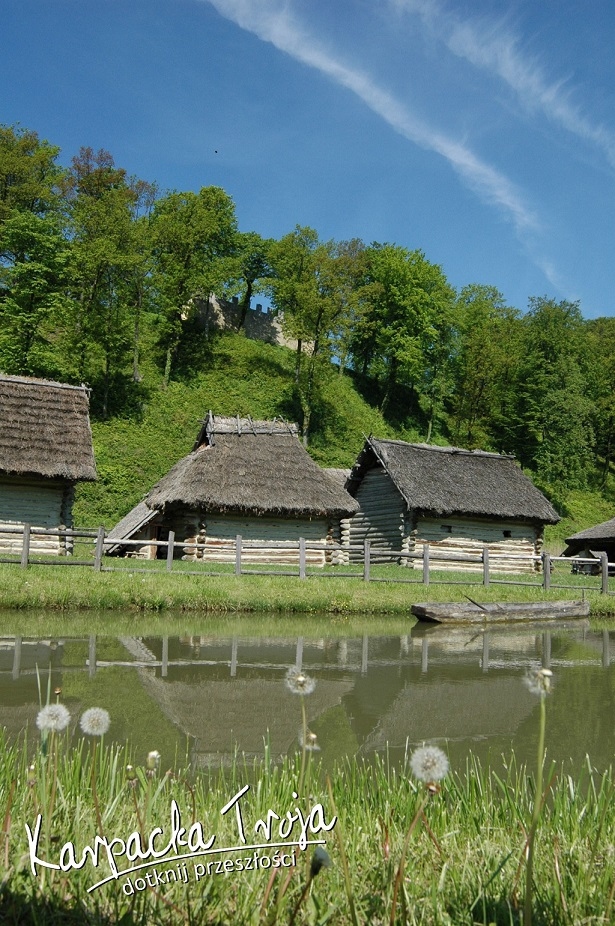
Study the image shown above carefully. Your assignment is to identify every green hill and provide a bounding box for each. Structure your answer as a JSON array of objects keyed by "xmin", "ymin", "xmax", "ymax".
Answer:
[
  {"xmin": 74, "ymin": 331, "xmax": 396, "ymax": 528},
  {"xmin": 74, "ymin": 329, "xmax": 615, "ymax": 555}
]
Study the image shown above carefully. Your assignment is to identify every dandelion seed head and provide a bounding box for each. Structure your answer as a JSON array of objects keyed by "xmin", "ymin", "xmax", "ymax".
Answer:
[
  {"xmin": 410, "ymin": 745, "xmax": 449, "ymax": 784},
  {"xmin": 285, "ymin": 667, "xmax": 316, "ymax": 696},
  {"xmin": 80, "ymin": 707, "xmax": 111, "ymax": 737},
  {"xmin": 36, "ymin": 703, "xmax": 70, "ymax": 733},
  {"xmin": 524, "ymin": 666, "xmax": 553, "ymax": 696},
  {"xmin": 146, "ymin": 750, "xmax": 161, "ymax": 776},
  {"xmin": 299, "ymin": 728, "xmax": 321, "ymax": 752}
]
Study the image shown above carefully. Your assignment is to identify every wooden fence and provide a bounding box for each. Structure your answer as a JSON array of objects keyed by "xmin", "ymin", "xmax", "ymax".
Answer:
[{"xmin": 0, "ymin": 523, "xmax": 612, "ymax": 593}]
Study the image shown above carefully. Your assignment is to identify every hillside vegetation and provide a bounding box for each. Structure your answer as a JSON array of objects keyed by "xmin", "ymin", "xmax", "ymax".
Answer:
[
  {"xmin": 74, "ymin": 328, "xmax": 615, "ymax": 556},
  {"xmin": 74, "ymin": 331, "xmax": 396, "ymax": 528},
  {"xmin": 4, "ymin": 122, "xmax": 615, "ymax": 547}
]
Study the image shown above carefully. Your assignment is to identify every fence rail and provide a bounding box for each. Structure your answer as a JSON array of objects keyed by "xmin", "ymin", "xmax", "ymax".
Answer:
[{"xmin": 0, "ymin": 523, "xmax": 612, "ymax": 593}]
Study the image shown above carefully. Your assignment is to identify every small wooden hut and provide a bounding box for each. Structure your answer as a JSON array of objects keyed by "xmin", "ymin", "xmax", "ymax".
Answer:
[
  {"xmin": 345, "ymin": 439, "xmax": 559, "ymax": 572},
  {"xmin": 110, "ymin": 413, "xmax": 358, "ymax": 565},
  {"xmin": 562, "ymin": 517, "xmax": 615, "ymax": 566},
  {"xmin": 0, "ymin": 374, "xmax": 97, "ymax": 555}
]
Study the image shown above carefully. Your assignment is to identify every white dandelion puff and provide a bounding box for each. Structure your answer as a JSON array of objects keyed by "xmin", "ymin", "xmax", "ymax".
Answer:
[
  {"xmin": 285, "ymin": 667, "xmax": 316, "ymax": 696},
  {"xmin": 80, "ymin": 707, "xmax": 110, "ymax": 737},
  {"xmin": 298, "ymin": 727, "xmax": 321, "ymax": 752},
  {"xmin": 410, "ymin": 745, "xmax": 449, "ymax": 784},
  {"xmin": 146, "ymin": 750, "xmax": 161, "ymax": 777},
  {"xmin": 36, "ymin": 703, "xmax": 70, "ymax": 733},
  {"xmin": 524, "ymin": 666, "xmax": 553, "ymax": 696}
]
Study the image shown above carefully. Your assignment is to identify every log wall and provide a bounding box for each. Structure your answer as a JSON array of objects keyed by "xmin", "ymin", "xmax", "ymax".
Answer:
[
  {"xmin": 173, "ymin": 511, "xmax": 335, "ymax": 566},
  {"xmin": 347, "ymin": 467, "xmax": 406, "ymax": 562},
  {"xmin": 413, "ymin": 516, "xmax": 540, "ymax": 573},
  {"xmin": 345, "ymin": 465, "xmax": 543, "ymax": 573},
  {"xmin": 0, "ymin": 477, "xmax": 73, "ymax": 556}
]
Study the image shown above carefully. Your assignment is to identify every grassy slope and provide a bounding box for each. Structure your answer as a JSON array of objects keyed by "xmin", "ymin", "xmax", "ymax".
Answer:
[
  {"xmin": 74, "ymin": 329, "xmax": 615, "ymax": 551},
  {"xmin": 74, "ymin": 332, "xmax": 393, "ymax": 528}
]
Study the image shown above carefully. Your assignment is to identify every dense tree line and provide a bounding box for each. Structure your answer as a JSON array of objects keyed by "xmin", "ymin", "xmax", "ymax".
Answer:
[{"xmin": 1, "ymin": 124, "xmax": 612, "ymax": 493}]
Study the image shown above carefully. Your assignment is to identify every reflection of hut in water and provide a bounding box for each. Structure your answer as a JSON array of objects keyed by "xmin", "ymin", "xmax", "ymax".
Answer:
[
  {"xmin": 361, "ymin": 677, "xmax": 536, "ymax": 753},
  {"xmin": 137, "ymin": 671, "xmax": 354, "ymax": 768}
]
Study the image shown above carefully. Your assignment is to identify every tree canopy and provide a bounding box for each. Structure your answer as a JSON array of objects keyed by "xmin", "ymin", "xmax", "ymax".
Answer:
[{"xmin": 0, "ymin": 121, "xmax": 611, "ymax": 494}]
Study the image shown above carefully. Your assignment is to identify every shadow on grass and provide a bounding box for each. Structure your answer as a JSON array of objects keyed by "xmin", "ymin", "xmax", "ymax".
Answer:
[{"xmin": 0, "ymin": 885, "xmax": 228, "ymax": 926}]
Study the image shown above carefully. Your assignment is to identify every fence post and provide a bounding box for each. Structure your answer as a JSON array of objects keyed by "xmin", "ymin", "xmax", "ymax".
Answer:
[
  {"xmin": 166, "ymin": 530, "xmax": 175, "ymax": 572},
  {"xmin": 363, "ymin": 540, "xmax": 371, "ymax": 582},
  {"xmin": 483, "ymin": 546, "xmax": 490, "ymax": 587},
  {"xmin": 94, "ymin": 526, "xmax": 106, "ymax": 571},
  {"xmin": 299, "ymin": 537, "xmax": 306, "ymax": 579},
  {"xmin": 542, "ymin": 552, "xmax": 551, "ymax": 590},
  {"xmin": 600, "ymin": 552, "xmax": 609, "ymax": 594},
  {"xmin": 235, "ymin": 534, "xmax": 242, "ymax": 576},
  {"xmin": 423, "ymin": 543, "xmax": 430, "ymax": 586},
  {"xmin": 20, "ymin": 523, "xmax": 30, "ymax": 569}
]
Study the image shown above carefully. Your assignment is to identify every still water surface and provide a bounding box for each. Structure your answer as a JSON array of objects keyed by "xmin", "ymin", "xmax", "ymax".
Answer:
[{"xmin": 2, "ymin": 620, "xmax": 614, "ymax": 774}]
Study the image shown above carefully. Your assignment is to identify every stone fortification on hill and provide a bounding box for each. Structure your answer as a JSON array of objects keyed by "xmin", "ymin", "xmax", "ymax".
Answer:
[{"xmin": 195, "ymin": 295, "xmax": 301, "ymax": 351}]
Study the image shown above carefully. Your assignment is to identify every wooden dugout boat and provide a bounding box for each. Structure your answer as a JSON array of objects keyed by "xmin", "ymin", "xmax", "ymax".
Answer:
[{"xmin": 411, "ymin": 599, "xmax": 590, "ymax": 624}]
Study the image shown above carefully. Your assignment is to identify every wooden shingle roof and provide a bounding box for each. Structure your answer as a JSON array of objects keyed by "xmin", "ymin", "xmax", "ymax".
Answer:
[
  {"xmin": 0, "ymin": 374, "xmax": 97, "ymax": 481},
  {"xmin": 348, "ymin": 438, "xmax": 559, "ymax": 524}
]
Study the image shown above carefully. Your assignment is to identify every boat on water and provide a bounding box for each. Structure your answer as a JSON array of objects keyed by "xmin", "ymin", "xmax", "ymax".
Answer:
[{"xmin": 411, "ymin": 599, "xmax": 590, "ymax": 624}]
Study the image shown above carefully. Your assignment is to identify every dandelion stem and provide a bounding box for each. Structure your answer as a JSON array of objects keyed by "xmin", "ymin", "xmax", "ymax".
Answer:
[
  {"xmin": 390, "ymin": 792, "xmax": 430, "ymax": 926},
  {"xmin": 297, "ymin": 697, "xmax": 308, "ymax": 797},
  {"xmin": 524, "ymin": 691, "xmax": 547, "ymax": 926},
  {"xmin": 91, "ymin": 740, "xmax": 104, "ymax": 837}
]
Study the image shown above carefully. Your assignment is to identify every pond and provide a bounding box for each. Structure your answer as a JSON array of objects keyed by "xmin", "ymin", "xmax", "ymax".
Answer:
[{"xmin": 2, "ymin": 618, "xmax": 614, "ymax": 775}]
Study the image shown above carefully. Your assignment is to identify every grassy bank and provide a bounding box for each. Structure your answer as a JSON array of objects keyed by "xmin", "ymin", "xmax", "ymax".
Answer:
[
  {"xmin": 2, "ymin": 725, "xmax": 614, "ymax": 925},
  {"xmin": 1, "ymin": 561, "xmax": 615, "ymax": 616}
]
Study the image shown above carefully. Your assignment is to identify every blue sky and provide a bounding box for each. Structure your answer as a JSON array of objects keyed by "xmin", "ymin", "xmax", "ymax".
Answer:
[{"xmin": 3, "ymin": 0, "xmax": 615, "ymax": 317}]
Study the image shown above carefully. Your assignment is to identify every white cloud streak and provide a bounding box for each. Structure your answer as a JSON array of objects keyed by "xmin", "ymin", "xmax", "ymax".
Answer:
[
  {"xmin": 393, "ymin": 0, "xmax": 615, "ymax": 169},
  {"xmin": 204, "ymin": 0, "xmax": 537, "ymax": 233}
]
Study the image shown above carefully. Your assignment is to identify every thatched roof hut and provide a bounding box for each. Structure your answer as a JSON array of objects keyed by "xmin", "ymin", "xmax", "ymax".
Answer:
[
  {"xmin": 562, "ymin": 516, "xmax": 615, "ymax": 561},
  {"xmin": 346, "ymin": 439, "xmax": 558, "ymax": 572},
  {"xmin": 146, "ymin": 413, "xmax": 357, "ymax": 518},
  {"xmin": 110, "ymin": 413, "xmax": 357, "ymax": 564},
  {"xmin": 348, "ymin": 439, "xmax": 559, "ymax": 523},
  {"xmin": 0, "ymin": 374, "xmax": 97, "ymax": 482},
  {"xmin": 0, "ymin": 375, "xmax": 96, "ymax": 554}
]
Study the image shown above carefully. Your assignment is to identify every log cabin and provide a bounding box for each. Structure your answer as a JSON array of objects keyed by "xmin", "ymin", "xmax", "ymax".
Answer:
[
  {"xmin": 0, "ymin": 374, "xmax": 97, "ymax": 555},
  {"xmin": 109, "ymin": 412, "xmax": 358, "ymax": 565},
  {"xmin": 344, "ymin": 438, "xmax": 559, "ymax": 573},
  {"xmin": 562, "ymin": 517, "xmax": 615, "ymax": 569}
]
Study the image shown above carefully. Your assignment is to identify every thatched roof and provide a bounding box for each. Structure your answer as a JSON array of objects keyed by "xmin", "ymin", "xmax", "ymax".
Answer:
[
  {"xmin": 0, "ymin": 374, "xmax": 96, "ymax": 481},
  {"xmin": 565, "ymin": 517, "xmax": 615, "ymax": 544},
  {"xmin": 323, "ymin": 468, "xmax": 351, "ymax": 491},
  {"xmin": 348, "ymin": 438, "xmax": 559, "ymax": 524},
  {"xmin": 146, "ymin": 413, "xmax": 359, "ymax": 518}
]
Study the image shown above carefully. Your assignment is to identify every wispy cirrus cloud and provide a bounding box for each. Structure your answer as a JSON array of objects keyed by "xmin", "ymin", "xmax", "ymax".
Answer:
[
  {"xmin": 204, "ymin": 0, "xmax": 538, "ymax": 234},
  {"xmin": 392, "ymin": 0, "xmax": 615, "ymax": 169}
]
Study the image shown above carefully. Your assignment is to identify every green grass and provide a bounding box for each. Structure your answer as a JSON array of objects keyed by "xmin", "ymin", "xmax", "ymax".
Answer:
[
  {"xmin": 2, "ymin": 560, "xmax": 615, "ymax": 616},
  {"xmin": 2, "ymin": 725, "xmax": 615, "ymax": 925},
  {"xmin": 73, "ymin": 332, "xmax": 394, "ymax": 529}
]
